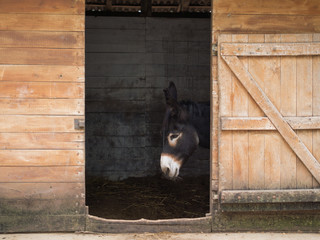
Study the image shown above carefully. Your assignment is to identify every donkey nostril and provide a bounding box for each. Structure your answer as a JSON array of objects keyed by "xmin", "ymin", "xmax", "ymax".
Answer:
[{"xmin": 165, "ymin": 167, "xmax": 170, "ymax": 176}]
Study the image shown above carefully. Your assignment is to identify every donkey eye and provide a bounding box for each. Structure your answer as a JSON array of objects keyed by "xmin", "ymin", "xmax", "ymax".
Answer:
[{"xmin": 170, "ymin": 134, "xmax": 180, "ymax": 141}]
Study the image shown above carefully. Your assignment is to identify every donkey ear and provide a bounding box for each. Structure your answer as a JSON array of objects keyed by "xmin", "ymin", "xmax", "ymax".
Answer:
[{"xmin": 163, "ymin": 81, "xmax": 177, "ymax": 103}]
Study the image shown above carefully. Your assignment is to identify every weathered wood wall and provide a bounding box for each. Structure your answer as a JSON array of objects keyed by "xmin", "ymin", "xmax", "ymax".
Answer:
[
  {"xmin": 213, "ymin": 0, "xmax": 320, "ymax": 34},
  {"xmin": 0, "ymin": 0, "xmax": 86, "ymax": 232},
  {"xmin": 86, "ymin": 17, "xmax": 210, "ymax": 180}
]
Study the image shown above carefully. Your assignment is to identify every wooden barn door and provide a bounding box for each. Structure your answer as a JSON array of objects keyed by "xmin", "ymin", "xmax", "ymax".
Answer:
[{"xmin": 218, "ymin": 34, "xmax": 320, "ymax": 211}]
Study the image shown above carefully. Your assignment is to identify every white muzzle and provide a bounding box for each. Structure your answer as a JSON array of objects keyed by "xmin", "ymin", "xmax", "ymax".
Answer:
[{"xmin": 160, "ymin": 154, "xmax": 181, "ymax": 179}]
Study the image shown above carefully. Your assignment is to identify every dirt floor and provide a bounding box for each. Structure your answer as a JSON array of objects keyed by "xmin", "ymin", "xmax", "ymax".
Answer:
[
  {"xmin": 86, "ymin": 175, "xmax": 209, "ymax": 220},
  {"xmin": 2, "ymin": 233, "xmax": 320, "ymax": 240}
]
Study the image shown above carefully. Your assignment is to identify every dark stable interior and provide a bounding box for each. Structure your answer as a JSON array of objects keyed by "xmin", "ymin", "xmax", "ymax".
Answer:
[{"xmin": 85, "ymin": 10, "xmax": 210, "ymax": 220}]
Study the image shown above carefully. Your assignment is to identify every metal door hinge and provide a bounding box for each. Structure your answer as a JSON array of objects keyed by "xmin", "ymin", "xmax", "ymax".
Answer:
[
  {"xmin": 74, "ymin": 119, "xmax": 85, "ymax": 130},
  {"xmin": 212, "ymin": 44, "xmax": 218, "ymax": 56}
]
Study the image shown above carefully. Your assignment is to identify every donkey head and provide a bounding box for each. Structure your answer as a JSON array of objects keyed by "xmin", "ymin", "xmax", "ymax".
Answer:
[{"xmin": 160, "ymin": 82, "xmax": 199, "ymax": 180}]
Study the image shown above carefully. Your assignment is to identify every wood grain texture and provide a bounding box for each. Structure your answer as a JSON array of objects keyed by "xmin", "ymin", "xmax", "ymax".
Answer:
[
  {"xmin": 0, "ymin": 14, "xmax": 84, "ymax": 31},
  {"xmin": 313, "ymin": 33, "xmax": 320, "ymax": 188},
  {"xmin": 0, "ymin": 133, "xmax": 84, "ymax": 150},
  {"xmin": 222, "ymin": 55, "xmax": 320, "ymax": 185},
  {"xmin": 221, "ymin": 42, "xmax": 320, "ymax": 56},
  {"xmin": 0, "ymin": 182, "xmax": 84, "ymax": 199},
  {"xmin": 0, "ymin": 116, "xmax": 84, "ymax": 132},
  {"xmin": 296, "ymin": 35, "xmax": 313, "ymax": 189},
  {"xmin": 0, "ymin": 65, "xmax": 84, "ymax": 82},
  {"xmin": 221, "ymin": 189, "xmax": 320, "ymax": 204},
  {"xmin": 0, "ymin": 99, "xmax": 84, "ymax": 115},
  {"xmin": 279, "ymin": 35, "xmax": 298, "ymax": 189},
  {"xmin": 0, "ymin": 48, "xmax": 84, "ymax": 66},
  {"xmin": 213, "ymin": 0, "xmax": 320, "ymax": 15},
  {"xmin": 0, "ymin": 150, "xmax": 84, "ymax": 166},
  {"xmin": 0, "ymin": 166, "xmax": 84, "ymax": 183},
  {"xmin": 0, "ymin": 0, "xmax": 85, "ymax": 14},
  {"xmin": 0, "ymin": 82, "xmax": 84, "ymax": 99},
  {"xmin": 213, "ymin": 14, "xmax": 320, "ymax": 34},
  {"xmin": 218, "ymin": 34, "xmax": 233, "ymax": 190},
  {"xmin": 0, "ymin": 31, "xmax": 84, "ymax": 48},
  {"xmin": 231, "ymin": 35, "xmax": 249, "ymax": 190},
  {"xmin": 221, "ymin": 117, "xmax": 320, "ymax": 130}
]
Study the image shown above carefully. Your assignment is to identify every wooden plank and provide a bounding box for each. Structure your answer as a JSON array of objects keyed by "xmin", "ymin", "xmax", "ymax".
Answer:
[
  {"xmin": 0, "ymin": 31, "xmax": 84, "ymax": 48},
  {"xmin": 0, "ymin": 82, "xmax": 83, "ymax": 99},
  {"xmin": 0, "ymin": 133, "xmax": 84, "ymax": 150},
  {"xmin": 0, "ymin": 48, "xmax": 84, "ymax": 66},
  {"xmin": 0, "ymin": 150, "xmax": 84, "ymax": 166},
  {"xmin": 264, "ymin": 34, "xmax": 281, "ymax": 190},
  {"xmin": 313, "ymin": 33, "xmax": 320, "ymax": 188},
  {"xmin": 232, "ymin": 35, "xmax": 249, "ymax": 190},
  {"xmin": 221, "ymin": 43, "xmax": 320, "ymax": 56},
  {"xmin": 222, "ymin": 55, "xmax": 320, "ymax": 185},
  {"xmin": 0, "ymin": 116, "xmax": 84, "ymax": 133},
  {"xmin": 0, "ymin": 0, "xmax": 85, "ymax": 14},
  {"xmin": 86, "ymin": 215, "xmax": 212, "ymax": 233},
  {"xmin": 0, "ymin": 14, "xmax": 84, "ymax": 31},
  {"xmin": 0, "ymin": 99, "xmax": 83, "ymax": 115},
  {"xmin": 0, "ymin": 198, "xmax": 85, "ymax": 215},
  {"xmin": 247, "ymin": 34, "xmax": 265, "ymax": 190},
  {"xmin": 280, "ymin": 34, "xmax": 297, "ymax": 189},
  {"xmin": 221, "ymin": 189, "xmax": 320, "ymax": 204},
  {"xmin": 213, "ymin": 14, "xmax": 320, "ymax": 34},
  {"xmin": 213, "ymin": 0, "xmax": 320, "ymax": 15},
  {"xmin": 0, "ymin": 166, "xmax": 84, "ymax": 183},
  {"xmin": 0, "ymin": 215, "xmax": 86, "ymax": 233},
  {"xmin": 0, "ymin": 65, "xmax": 84, "ymax": 82},
  {"xmin": 218, "ymin": 34, "xmax": 233, "ymax": 191},
  {"xmin": 221, "ymin": 117, "xmax": 320, "ymax": 130},
  {"xmin": 0, "ymin": 182, "xmax": 84, "ymax": 199},
  {"xmin": 296, "ymin": 34, "xmax": 313, "ymax": 189}
]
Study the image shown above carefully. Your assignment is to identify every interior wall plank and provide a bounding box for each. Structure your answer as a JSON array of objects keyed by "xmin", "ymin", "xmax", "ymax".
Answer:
[
  {"xmin": 232, "ymin": 34, "xmax": 249, "ymax": 190},
  {"xmin": 0, "ymin": 150, "xmax": 84, "ymax": 166},
  {"xmin": 0, "ymin": 166, "xmax": 84, "ymax": 183},
  {"xmin": 313, "ymin": 33, "xmax": 320, "ymax": 188},
  {"xmin": 296, "ymin": 34, "xmax": 313, "ymax": 189},
  {"xmin": 0, "ymin": 82, "xmax": 84, "ymax": 99},
  {"xmin": 0, "ymin": 14, "xmax": 84, "ymax": 31},
  {"xmin": 280, "ymin": 34, "xmax": 297, "ymax": 189},
  {"xmin": 0, "ymin": 0, "xmax": 85, "ymax": 15},
  {"xmin": 247, "ymin": 34, "xmax": 265, "ymax": 190},
  {"xmin": 0, "ymin": 116, "xmax": 84, "ymax": 133},
  {"xmin": 0, "ymin": 65, "xmax": 84, "ymax": 82},
  {"xmin": 0, "ymin": 48, "xmax": 84, "ymax": 66},
  {"xmin": 213, "ymin": 0, "xmax": 320, "ymax": 15},
  {"xmin": 218, "ymin": 34, "xmax": 233, "ymax": 190},
  {"xmin": 0, "ymin": 133, "xmax": 84, "ymax": 150},
  {"xmin": 0, "ymin": 182, "xmax": 84, "ymax": 199},
  {"xmin": 0, "ymin": 31, "xmax": 84, "ymax": 49}
]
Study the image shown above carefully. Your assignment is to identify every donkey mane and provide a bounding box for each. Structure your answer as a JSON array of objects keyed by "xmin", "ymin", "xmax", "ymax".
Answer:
[{"xmin": 179, "ymin": 100, "xmax": 210, "ymax": 119}]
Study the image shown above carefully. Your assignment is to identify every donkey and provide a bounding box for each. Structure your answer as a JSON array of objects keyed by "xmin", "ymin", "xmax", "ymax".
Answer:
[{"xmin": 160, "ymin": 81, "xmax": 210, "ymax": 180}]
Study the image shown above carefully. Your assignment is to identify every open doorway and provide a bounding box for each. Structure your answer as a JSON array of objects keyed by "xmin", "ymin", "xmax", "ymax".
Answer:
[{"xmin": 85, "ymin": 2, "xmax": 211, "ymax": 220}]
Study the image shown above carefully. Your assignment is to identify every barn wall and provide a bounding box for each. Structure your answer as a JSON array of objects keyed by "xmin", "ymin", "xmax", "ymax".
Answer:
[
  {"xmin": 212, "ymin": 0, "xmax": 320, "ymax": 34},
  {"xmin": 86, "ymin": 16, "xmax": 210, "ymax": 180},
  {"xmin": 0, "ymin": 0, "xmax": 86, "ymax": 232}
]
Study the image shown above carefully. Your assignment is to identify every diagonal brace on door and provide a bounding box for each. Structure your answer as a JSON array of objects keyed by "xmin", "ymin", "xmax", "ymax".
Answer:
[{"xmin": 221, "ymin": 55, "xmax": 320, "ymax": 184}]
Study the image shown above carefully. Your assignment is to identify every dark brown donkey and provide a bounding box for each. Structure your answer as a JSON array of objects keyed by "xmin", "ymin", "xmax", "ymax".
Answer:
[{"xmin": 160, "ymin": 82, "xmax": 210, "ymax": 180}]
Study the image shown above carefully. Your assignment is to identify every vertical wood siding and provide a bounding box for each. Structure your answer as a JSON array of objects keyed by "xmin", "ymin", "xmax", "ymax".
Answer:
[{"xmin": 0, "ymin": 0, "xmax": 85, "ymax": 228}]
